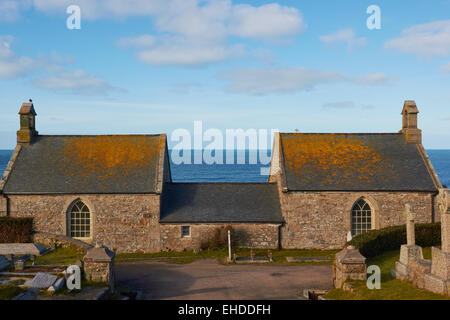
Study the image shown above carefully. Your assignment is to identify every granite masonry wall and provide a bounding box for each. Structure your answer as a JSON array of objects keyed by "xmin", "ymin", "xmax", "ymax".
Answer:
[
  {"xmin": 278, "ymin": 189, "xmax": 435, "ymax": 249},
  {"xmin": 7, "ymin": 194, "xmax": 161, "ymax": 253},
  {"xmin": 160, "ymin": 223, "xmax": 280, "ymax": 251}
]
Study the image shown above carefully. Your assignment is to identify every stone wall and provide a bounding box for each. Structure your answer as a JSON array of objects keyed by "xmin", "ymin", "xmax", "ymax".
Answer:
[
  {"xmin": 0, "ymin": 196, "xmax": 6, "ymax": 217},
  {"xmin": 409, "ymin": 259, "xmax": 432, "ymax": 289},
  {"xmin": 271, "ymin": 173, "xmax": 435, "ymax": 249},
  {"xmin": 7, "ymin": 194, "xmax": 161, "ymax": 253},
  {"xmin": 160, "ymin": 223, "xmax": 280, "ymax": 252}
]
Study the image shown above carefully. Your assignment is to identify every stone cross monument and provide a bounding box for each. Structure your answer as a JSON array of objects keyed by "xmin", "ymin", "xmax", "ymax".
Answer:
[
  {"xmin": 437, "ymin": 189, "xmax": 449, "ymax": 253},
  {"xmin": 404, "ymin": 204, "xmax": 416, "ymax": 246},
  {"xmin": 394, "ymin": 204, "xmax": 424, "ymax": 280}
]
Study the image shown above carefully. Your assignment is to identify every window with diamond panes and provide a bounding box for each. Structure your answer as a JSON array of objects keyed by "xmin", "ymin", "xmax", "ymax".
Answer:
[
  {"xmin": 69, "ymin": 200, "xmax": 91, "ymax": 238},
  {"xmin": 351, "ymin": 199, "xmax": 372, "ymax": 236}
]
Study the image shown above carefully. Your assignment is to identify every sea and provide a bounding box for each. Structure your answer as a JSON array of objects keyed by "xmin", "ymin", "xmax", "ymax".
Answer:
[{"xmin": 0, "ymin": 149, "xmax": 449, "ymax": 186}]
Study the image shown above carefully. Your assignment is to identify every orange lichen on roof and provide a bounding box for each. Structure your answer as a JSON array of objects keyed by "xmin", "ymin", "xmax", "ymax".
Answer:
[
  {"xmin": 60, "ymin": 135, "xmax": 160, "ymax": 178},
  {"xmin": 282, "ymin": 134, "xmax": 383, "ymax": 184}
]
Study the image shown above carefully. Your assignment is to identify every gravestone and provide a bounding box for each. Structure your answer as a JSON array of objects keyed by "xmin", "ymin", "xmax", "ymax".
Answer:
[
  {"xmin": 0, "ymin": 243, "xmax": 48, "ymax": 256},
  {"xmin": 29, "ymin": 272, "xmax": 57, "ymax": 289},
  {"xmin": 48, "ymin": 278, "xmax": 66, "ymax": 293},
  {"xmin": 84, "ymin": 244, "xmax": 115, "ymax": 291},
  {"xmin": 333, "ymin": 245, "xmax": 366, "ymax": 289},
  {"xmin": 394, "ymin": 204, "xmax": 423, "ymax": 280},
  {"xmin": 424, "ymin": 189, "xmax": 450, "ymax": 295}
]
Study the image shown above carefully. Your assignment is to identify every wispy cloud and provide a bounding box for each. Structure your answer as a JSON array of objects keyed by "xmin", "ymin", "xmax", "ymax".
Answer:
[
  {"xmin": 32, "ymin": 70, "xmax": 119, "ymax": 95},
  {"xmin": 441, "ymin": 62, "xmax": 450, "ymax": 72},
  {"xmin": 0, "ymin": 35, "xmax": 36, "ymax": 78},
  {"xmin": 319, "ymin": 28, "xmax": 367, "ymax": 50},
  {"xmin": 217, "ymin": 67, "xmax": 394, "ymax": 95},
  {"xmin": 385, "ymin": 20, "xmax": 450, "ymax": 58},
  {"xmin": 0, "ymin": 0, "xmax": 31, "ymax": 22},
  {"xmin": 322, "ymin": 101, "xmax": 376, "ymax": 110},
  {"xmin": 0, "ymin": 34, "xmax": 118, "ymax": 95}
]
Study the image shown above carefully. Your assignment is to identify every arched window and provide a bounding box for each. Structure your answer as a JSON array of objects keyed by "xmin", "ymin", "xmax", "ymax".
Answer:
[
  {"xmin": 351, "ymin": 199, "xmax": 372, "ymax": 236},
  {"xmin": 68, "ymin": 200, "xmax": 91, "ymax": 238}
]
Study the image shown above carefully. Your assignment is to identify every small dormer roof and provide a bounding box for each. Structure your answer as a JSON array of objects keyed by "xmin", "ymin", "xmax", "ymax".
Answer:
[
  {"xmin": 401, "ymin": 100, "xmax": 418, "ymax": 114},
  {"xmin": 18, "ymin": 103, "xmax": 37, "ymax": 116}
]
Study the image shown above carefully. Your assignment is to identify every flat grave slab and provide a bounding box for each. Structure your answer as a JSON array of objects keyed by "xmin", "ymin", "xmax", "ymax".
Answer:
[
  {"xmin": 286, "ymin": 256, "xmax": 330, "ymax": 263},
  {"xmin": 0, "ymin": 243, "xmax": 48, "ymax": 256},
  {"xmin": 235, "ymin": 257, "xmax": 270, "ymax": 264},
  {"xmin": 29, "ymin": 272, "xmax": 57, "ymax": 289}
]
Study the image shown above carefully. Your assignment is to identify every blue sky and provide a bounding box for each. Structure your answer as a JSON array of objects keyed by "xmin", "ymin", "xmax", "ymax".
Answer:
[{"xmin": 0, "ymin": 0, "xmax": 449, "ymax": 149}]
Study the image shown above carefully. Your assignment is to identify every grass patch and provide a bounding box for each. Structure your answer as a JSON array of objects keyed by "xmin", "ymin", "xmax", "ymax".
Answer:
[
  {"xmin": 325, "ymin": 247, "xmax": 449, "ymax": 300},
  {"xmin": 0, "ymin": 279, "xmax": 26, "ymax": 300},
  {"xmin": 34, "ymin": 245, "xmax": 84, "ymax": 266},
  {"xmin": 116, "ymin": 248, "xmax": 338, "ymax": 265}
]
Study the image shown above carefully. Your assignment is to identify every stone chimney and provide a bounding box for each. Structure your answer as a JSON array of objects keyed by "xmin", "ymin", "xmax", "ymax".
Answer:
[
  {"xmin": 399, "ymin": 100, "xmax": 422, "ymax": 144},
  {"xmin": 17, "ymin": 101, "xmax": 38, "ymax": 144}
]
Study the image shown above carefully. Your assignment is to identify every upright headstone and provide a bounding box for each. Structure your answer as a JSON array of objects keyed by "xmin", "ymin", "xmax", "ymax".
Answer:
[{"xmin": 424, "ymin": 189, "xmax": 450, "ymax": 296}]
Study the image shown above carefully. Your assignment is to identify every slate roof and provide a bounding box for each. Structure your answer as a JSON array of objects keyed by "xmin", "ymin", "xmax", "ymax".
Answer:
[
  {"xmin": 3, "ymin": 135, "xmax": 164, "ymax": 194},
  {"xmin": 280, "ymin": 133, "xmax": 438, "ymax": 192},
  {"xmin": 160, "ymin": 183, "xmax": 283, "ymax": 223}
]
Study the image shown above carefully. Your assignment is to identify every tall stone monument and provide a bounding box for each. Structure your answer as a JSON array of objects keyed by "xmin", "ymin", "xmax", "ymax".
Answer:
[
  {"xmin": 424, "ymin": 189, "xmax": 450, "ymax": 295},
  {"xmin": 394, "ymin": 204, "xmax": 423, "ymax": 280}
]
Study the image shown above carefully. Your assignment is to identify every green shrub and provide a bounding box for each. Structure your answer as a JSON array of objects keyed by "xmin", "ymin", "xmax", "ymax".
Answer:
[
  {"xmin": 0, "ymin": 217, "xmax": 33, "ymax": 243},
  {"xmin": 348, "ymin": 223, "xmax": 441, "ymax": 258}
]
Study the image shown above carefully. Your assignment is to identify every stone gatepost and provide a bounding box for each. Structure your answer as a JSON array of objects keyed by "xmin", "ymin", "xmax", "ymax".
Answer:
[
  {"xmin": 424, "ymin": 189, "xmax": 450, "ymax": 296},
  {"xmin": 83, "ymin": 244, "xmax": 115, "ymax": 291},
  {"xmin": 394, "ymin": 204, "xmax": 423, "ymax": 280},
  {"xmin": 333, "ymin": 246, "xmax": 367, "ymax": 289}
]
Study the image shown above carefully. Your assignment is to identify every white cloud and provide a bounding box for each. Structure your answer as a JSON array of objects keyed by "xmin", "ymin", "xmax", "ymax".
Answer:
[
  {"xmin": 28, "ymin": 0, "xmax": 306, "ymax": 66},
  {"xmin": 347, "ymin": 73, "xmax": 393, "ymax": 86},
  {"xmin": 0, "ymin": 35, "xmax": 116, "ymax": 95},
  {"xmin": 319, "ymin": 28, "xmax": 367, "ymax": 50},
  {"xmin": 0, "ymin": 0, "xmax": 31, "ymax": 22},
  {"xmin": 217, "ymin": 67, "xmax": 393, "ymax": 95},
  {"xmin": 442, "ymin": 62, "xmax": 450, "ymax": 72},
  {"xmin": 32, "ymin": 70, "xmax": 116, "ymax": 95},
  {"xmin": 32, "ymin": 0, "xmax": 165, "ymax": 20},
  {"xmin": 0, "ymin": 35, "xmax": 36, "ymax": 78},
  {"xmin": 385, "ymin": 20, "xmax": 450, "ymax": 57},
  {"xmin": 137, "ymin": 43, "xmax": 244, "ymax": 66},
  {"xmin": 229, "ymin": 3, "xmax": 304, "ymax": 40}
]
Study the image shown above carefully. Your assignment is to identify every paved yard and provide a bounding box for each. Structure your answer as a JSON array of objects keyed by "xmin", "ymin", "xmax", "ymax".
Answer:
[{"xmin": 116, "ymin": 259, "xmax": 333, "ymax": 300}]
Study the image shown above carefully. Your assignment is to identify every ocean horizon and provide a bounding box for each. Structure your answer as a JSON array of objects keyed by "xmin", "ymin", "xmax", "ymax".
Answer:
[{"xmin": 1, "ymin": 149, "xmax": 449, "ymax": 186}]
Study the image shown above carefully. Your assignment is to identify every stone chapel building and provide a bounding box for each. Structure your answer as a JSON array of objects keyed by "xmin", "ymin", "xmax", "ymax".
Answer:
[{"xmin": 0, "ymin": 100, "xmax": 443, "ymax": 253}]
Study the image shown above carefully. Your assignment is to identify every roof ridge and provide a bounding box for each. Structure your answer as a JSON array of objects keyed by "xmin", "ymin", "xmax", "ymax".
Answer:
[
  {"xmin": 37, "ymin": 134, "xmax": 163, "ymax": 137},
  {"xmin": 280, "ymin": 133, "xmax": 401, "ymax": 135}
]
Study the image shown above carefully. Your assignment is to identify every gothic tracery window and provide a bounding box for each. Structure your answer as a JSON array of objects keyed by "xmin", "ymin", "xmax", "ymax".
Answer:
[
  {"xmin": 351, "ymin": 199, "xmax": 372, "ymax": 236},
  {"xmin": 69, "ymin": 200, "xmax": 91, "ymax": 238}
]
